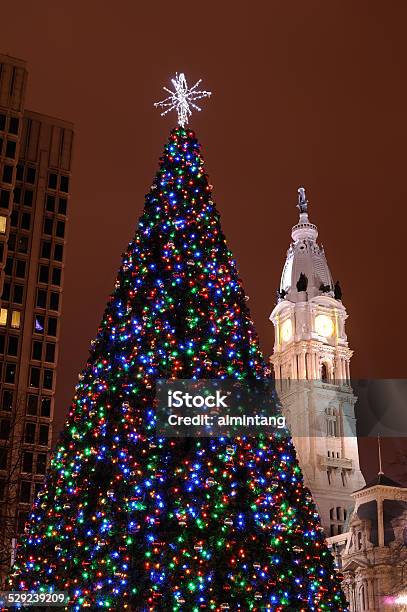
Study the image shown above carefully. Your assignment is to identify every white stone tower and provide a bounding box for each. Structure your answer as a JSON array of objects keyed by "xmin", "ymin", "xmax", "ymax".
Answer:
[{"xmin": 269, "ymin": 187, "xmax": 365, "ymax": 535}]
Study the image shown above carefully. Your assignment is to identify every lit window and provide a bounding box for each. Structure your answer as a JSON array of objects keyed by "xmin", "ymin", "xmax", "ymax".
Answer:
[
  {"xmin": 11, "ymin": 311, "xmax": 20, "ymax": 329},
  {"xmin": 0, "ymin": 309, "xmax": 7, "ymax": 326},
  {"xmin": 0, "ymin": 216, "xmax": 6, "ymax": 233}
]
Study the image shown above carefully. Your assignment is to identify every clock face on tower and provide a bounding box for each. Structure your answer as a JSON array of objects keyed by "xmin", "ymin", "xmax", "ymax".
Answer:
[
  {"xmin": 281, "ymin": 318, "xmax": 293, "ymax": 342},
  {"xmin": 315, "ymin": 314, "xmax": 334, "ymax": 338}
]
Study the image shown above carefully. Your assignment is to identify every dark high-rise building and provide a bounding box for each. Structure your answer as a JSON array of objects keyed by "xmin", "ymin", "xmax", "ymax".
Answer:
[{"xmin": 0, "ymin": 53, "xmax": 74, "ymax": 582}]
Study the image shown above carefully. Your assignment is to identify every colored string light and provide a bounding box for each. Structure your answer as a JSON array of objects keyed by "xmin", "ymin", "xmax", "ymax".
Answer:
[{"xmin": 9, "ymin": 127, "xmax": 348, "ymax": 611}]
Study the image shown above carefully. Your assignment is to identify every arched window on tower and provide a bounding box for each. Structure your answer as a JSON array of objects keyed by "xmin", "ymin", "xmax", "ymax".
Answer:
[
  {"xmin": 329, "ymin": 506, "xmax": 347, "ymax": 536},
  {"xmin": 326, "ymin": 407, "xmax": 339, "ymax": 437},
  {"xmin": 359, "ymin": 584, "xmax": 367, "ymax": 610},
  {"xmin": 321, "ymin": 362, "xmax": 328, "ymax": 382}
]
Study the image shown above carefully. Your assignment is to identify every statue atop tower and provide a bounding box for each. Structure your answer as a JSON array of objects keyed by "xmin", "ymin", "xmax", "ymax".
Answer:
[{"xmin": 297, "ymin": 186, "xmax": 309, "ymax": 214}]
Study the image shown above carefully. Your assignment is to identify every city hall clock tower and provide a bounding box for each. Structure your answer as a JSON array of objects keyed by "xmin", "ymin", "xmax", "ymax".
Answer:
[{"xmin": 269, "ymin": 188, "xmax": 365, "ymax": 536}]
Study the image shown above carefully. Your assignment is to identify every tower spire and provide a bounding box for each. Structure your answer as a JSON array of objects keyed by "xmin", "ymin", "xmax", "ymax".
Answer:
[{"xmin": 378, "ymin": 434, "xmax": 384, "ymax": 476}]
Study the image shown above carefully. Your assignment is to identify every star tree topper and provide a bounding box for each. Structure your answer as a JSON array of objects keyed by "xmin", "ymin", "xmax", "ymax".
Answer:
[{"xmin": 154, "ymin": 73, "xmax": 211, "ymax": 127}]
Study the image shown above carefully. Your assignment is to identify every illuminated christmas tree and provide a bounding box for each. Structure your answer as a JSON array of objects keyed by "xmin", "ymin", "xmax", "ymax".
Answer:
[{"xmin": 10, "ymin": 75, "xmax": 348, "ymax": 611}]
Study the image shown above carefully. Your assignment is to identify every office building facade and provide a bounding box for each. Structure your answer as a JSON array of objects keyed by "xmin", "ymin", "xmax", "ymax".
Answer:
[{"xmin": 0, "ymin": 53, "xmax": 74, "ymax": 581}]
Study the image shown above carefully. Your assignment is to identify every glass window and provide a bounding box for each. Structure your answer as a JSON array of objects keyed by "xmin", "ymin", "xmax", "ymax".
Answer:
[
  {"xmin": 0, "ymin": 114, "xmax": 6, "ymax": 131},
  {"xmin": 11, "ymin": 311, "xmax": 21, "ymax": 329},
  {"xmin": 43, "ymin": 369, "xmax": 53, "ymax": 390},
  {"xmin": 39, "ymin": 265, "xmax": 49, "ymax": 283},
  {"xmin": 34, "ymin": 315, "xmax": 45, "ymax": 333},
  {"xmin": 36, "ymin": 289, "xmax": 47, "ymax": 309},
  {"xmin": 45, "ymin": 343, "xmax": 55, "ymax": 363},
  {"xmin": 16, "ymin": 164, "xmax": 24, "ymax": 181},
  {"xmin": 2, "ymin": 164, "xmax": 13, "ymax": 183},
  {"xmin": 15, "ymin": 260, "xmax": 26, "ymax": 278},
  {"xmin": 22, "ymin": 451, "xmax": 33, "ymax": 473},
  {"xmin": 10, "ymin": 211, "xmax": 18, "ymax": 228},
  {"xmin": 27, "ymin": 395, "xmax": 38, "ymax": 415},
  {"xmin": 54, "ymin": 243, "xmax": 63, "ymax": 262},
  {"xmin": 0, "ymin": 448, "xmax": 7, "ymax": 470},
  {"xmin": 36, "ymin": 453, "xmax": 47, "ymax": 474},
  {"xmin": 7, "ymin": 336, "xmax": 18, "ymax": 356},
  {"xmin": 60, "ymin": 176, "xmax": 69, "ymax": 193},
  {"xmin": 29, "ymin": 367, "xmax": 40, "ymax": 388},
  {"xmin": 52, "ymin": 268, "xmax": 61, "ymax": 286},
  {"xmin": 4, "ymin": 235, "xmax": 12, "ymax": 254},
  {"xmin": 1, "ymin": 389, "xmax": 13, "ymax": 412},
  {"xmin": 20, "ymin": 481, "xmax": 31, "ymax": 503},
  {"xmin": 0, "ymin": 478, "xmax": 5, "ymax": 501},
  {"xmin": 49, "ymin": 292, "xmax": 59, "ymax": 311},
  {"xmin": 0, "ymin": 335, "xmax": 4, "ymax": 353},
  {"xmin": 32, "ymin": 341, "xmax": 42, "ymax": 360},
  {"xmin": 0, "ymin": 216, "xmax": 6, "ymax": 233},
  {"xmin": 4, "ymin": 363, "xmax": 16, "ymax": 384},
  {"xmin": 8, "ymin": 117, "xmax": 19, "ymax": 135},
  {"xmin": 13, "ymin": 187, "xmax": 21, "ymax": 203},
  {"xmin": 46, "ymin": 195, "xmax": 55, "ymax": 212},
  {"xmin": 58, "ymin": 198, "xmax": 67, "ymax": 215},
  {"xmin": 26, "ymin": 167, "xmax": 36, "ymax": 184},
  {"xmin": 23, "ymin": 190, "xmax": 33, "ymax": 207},
  {"xmin": 21, "ymin": 212, "xmax": 31, "ymax": 230},
  {"xmin": 48, "ymin": 174, "xmax": 57, "ymax": 190},
  {"xmin": 39, "ymin": 425, "xmax": 49, "ymax": 446},
  {"xmin": 40, "ymin": 397, "xmax": 51, "ymax": 417},
  {"xmin": 13, "ymin": 285, "xmax": 23, "ymax": 304},
  {"xmin": 0, "ymin": 308, "xmax": 7, "ymax": 325},
  {"xmin": 56, "ymin": 221, "xmax": 65, "ymax": 238},
  {"xmin": 2, "ymin": 390, "xmax": 12, "ymax": 412},
  {"xmin": 18, "ymin": 511, "xmax": 29, "ymax": 533},
  {"xmin": 0, "ymin": 418, "xmax": 11, "ymax": 440},
  {"xmin": 1, "ymin": 283, "xmax": 9, "ymax": 301},
  {"xmin": 17, "ymin": 236, "xmax": 28, "ymax": 253},
  {"xmin": 34, "ymin": 482, "xmax": 42, "ymax": 498},
  {"xmin": 43, "ymin": 218, "xmax": 53, "ymax": 235},
  {"xmin": 0, "ymin": 189, "xmax": 10, "ymax": 208},
  {"xmin": 5, "ymin": 257, "xmax": 13, "ymax": 275},
  {"xmin": 41, "ymin": 241, "xmax": 51, "ymax": 259},
  {"xmin": 5, "ymin": 140, "xmax": 16, "ymax": 159},
  {"xmin": 47, "ymin": 317, "xmax": 57, "ymax": 337},
  {"xmin": 24, "ymin": 422, "xmax": 36, "ymax": 444},
  {"xmin": 7, "ymin": 234, "xmax": 16, "ymax": 251}
]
